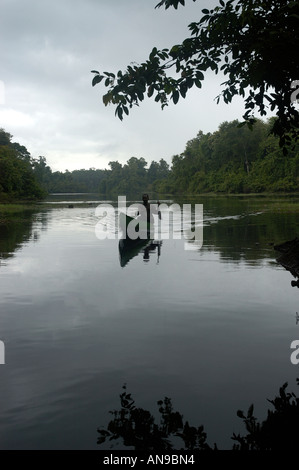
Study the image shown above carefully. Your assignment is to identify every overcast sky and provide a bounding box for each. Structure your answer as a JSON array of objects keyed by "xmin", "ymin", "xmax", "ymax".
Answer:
[{"xmin": 0, "ymin": 0, "xmax": 264, "ymax": 172}]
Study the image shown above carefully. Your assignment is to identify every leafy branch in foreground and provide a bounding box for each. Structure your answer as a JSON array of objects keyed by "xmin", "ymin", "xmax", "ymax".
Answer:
[
  {"xmin": 92, "ymin": 0, "xmax": 299, "ymax": 152},
  {"xmin": 98, "ymin": 379, "xmax": 299, "ymax": 450},
  {"xmin": 232, "ymin": 379, "xmax": 299, "ymax": 450},
  {"xmin": 97, "ymin": 384, "xmax": 211, "ymax": 451}
]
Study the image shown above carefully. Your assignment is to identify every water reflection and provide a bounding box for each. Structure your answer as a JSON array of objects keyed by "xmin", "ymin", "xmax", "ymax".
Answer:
[
  {"xmin": 0, "ymin": 211, "xmax": 39, "ymax": 265},
  {"xmin": 97, "ymin": 380, "xmax": 299, "ymax": 451},
  {"xmin": 98, "ymin": 384, "xmax": 210, "ymax": 451},
  {"xmin": 1, "ymin": 196, "xmax": 299, "ymax": 450},
  {"xmin": 118, "ymin": 238, "xmax": 162, "ymax": 268},
  {"xmin": 274, "ymin": 237, "xmax": 299, "ymax": 288}
]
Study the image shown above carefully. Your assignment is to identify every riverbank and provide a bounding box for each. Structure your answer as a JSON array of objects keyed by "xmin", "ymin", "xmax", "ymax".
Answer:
[{"xmin": 0, "ymin": 203, "xmax": 42, "ymax": 225}]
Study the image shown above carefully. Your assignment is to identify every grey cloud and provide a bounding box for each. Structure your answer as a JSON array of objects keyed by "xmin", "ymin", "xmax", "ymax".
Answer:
[{"xmin": 1, "ymin": 0, "xmax": 251, "ymax": 172}]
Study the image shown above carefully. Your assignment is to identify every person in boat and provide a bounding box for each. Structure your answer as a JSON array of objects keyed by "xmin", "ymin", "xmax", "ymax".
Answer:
[{"xmin": 139, "ymin": 194, "xmax": 161, "ymax": 224}]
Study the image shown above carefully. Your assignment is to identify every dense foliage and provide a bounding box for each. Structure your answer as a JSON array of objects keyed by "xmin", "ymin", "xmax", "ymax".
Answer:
[
  {"xmin": 98, "ymin": 379, "xmax": 299, "ymax": 450},
  {"xmin": 1, "ymin": 117, "xmax": 298, "ymax": 198},
  {"xmin": 0, "ymin": 129, "xmax": 46, "ymax": 201},
  {"xmin": 91, "ymin": 0, "xmax": 299, "ymax": 150},
  {"xmin": 98, "ymin": 385, "xmax": 209, "ymax": 451},
  {"xmin": 98, "ymin": 157, "xmax": 170, "ymax": 196},
  {"xmin": 32, "ymin": 156, "xmax": 107, "ymax": 193},
  {"xmin": 154, "ymin": 118, "xmax": 299, "ymax": 194},
  {"xmin": 28, "ymin": 118, "xmax": 299, "ymax": 196},
  {"xmin": 31, "ymin": 156, "xmax": 170, "ymax": 196}
]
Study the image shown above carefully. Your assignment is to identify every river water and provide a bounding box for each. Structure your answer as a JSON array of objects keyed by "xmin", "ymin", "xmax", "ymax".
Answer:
[{"xmin": 0, "ymin": 194, "xmax": 298, "ymax": 449}]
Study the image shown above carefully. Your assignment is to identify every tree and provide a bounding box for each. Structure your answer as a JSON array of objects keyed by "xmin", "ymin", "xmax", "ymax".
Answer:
[
  {"xmin": 148, "ymin": 158, "xmax": 170, "ymax": 182},
  {"xmin": 0, "ymin": 128, "xmax": 12, "ymax": 146},
  {"xmin": 11, "ymin": 142, "xmax": 31, "ymax": 162},
  {"xmin": 211, "ymin": 119, "xmax": 267, "ymax": 172},
  {"xmin": 148, "ymin": 161, "xmax": 160, "ymax": 181},
  {"xmin": 0, "ymin": 128, "xmax": 46, "ymax": 200},
  {"xmin": 91, "ymin": 0, "xmax": 299, "ymax": 152},
  {"xmin": 154, "ymin": 118, "xmax": 298, "ymax": 194},
  {"xmin": 32, "ymin": 156, "xmax": 53, "ymax": 190}
]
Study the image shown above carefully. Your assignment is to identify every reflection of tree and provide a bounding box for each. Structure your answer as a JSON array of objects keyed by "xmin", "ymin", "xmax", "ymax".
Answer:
[
  {"xmin": 175, "ymin": 196, "xmax": 299, "ymax": 266},
  {"xmin": 97, "ymin": 385, "xmax": 210, "ymax": 451},
  {"xmin": 98, "ymin": 380, "xmax": 299, "ymax": 451},
  {"xmin": 274, "ymin": 237, "xmax": 299, "ymax": 288},
  {"xmin": 0, "ymin": 209, "xmax": 48, "ymax": 264},
  {"xmin": 0, "ymin": 218, "xmax": 33, "ymax": 262},
  {"xmin": 232, "ymin": 380, "xmax": 299, "ymax": 450}
]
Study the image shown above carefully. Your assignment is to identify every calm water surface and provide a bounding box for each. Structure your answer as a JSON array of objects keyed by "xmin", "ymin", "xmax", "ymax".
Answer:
[{"xmin": 0, "ymin": 195, "xmax": 299, "ymax": 449}]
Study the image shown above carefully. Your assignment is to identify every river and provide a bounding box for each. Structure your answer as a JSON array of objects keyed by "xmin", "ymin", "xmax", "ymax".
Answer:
[{"xmin": 0, "ymin": 194, "xmax": 298, "ymax": 449}]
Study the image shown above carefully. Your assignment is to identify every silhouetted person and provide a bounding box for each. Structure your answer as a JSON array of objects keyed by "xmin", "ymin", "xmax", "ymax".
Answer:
[{"xmin": 140, "ymin": 194, "xmax": 161, "ymax": 224}]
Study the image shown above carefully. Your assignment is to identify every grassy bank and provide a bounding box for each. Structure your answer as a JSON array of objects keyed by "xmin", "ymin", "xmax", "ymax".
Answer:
[{"xmin": 0, "ymin": 203, "xmax": 42, "ymax": 225}]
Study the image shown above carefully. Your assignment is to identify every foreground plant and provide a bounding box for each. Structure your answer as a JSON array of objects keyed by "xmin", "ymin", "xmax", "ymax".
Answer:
[
  {"xmin": 98, "ymin": 379, "xmax": 299, "ymax": 450},
  {"xmin": 92, "ymin": 0, "xmax": 299, "ymax": 152}
]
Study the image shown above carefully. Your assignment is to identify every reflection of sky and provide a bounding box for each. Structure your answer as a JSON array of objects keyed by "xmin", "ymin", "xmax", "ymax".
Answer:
[{"xmin": 0, "ymin": 205, "xmax": 298, "ymax": 449}]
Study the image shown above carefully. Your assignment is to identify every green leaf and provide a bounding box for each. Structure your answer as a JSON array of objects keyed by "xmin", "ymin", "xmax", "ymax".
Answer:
[
  {"xmin": 147, "ymin": 86, "xmax": 154, "ymax": 98},
  {"xmin": 248, "ymin": 404, "xmax": 254, "ymax": 418},
  {"xmin": 196, "ymin": 71, "xmax": 204, "ymax": 81},
  {"xmin": 200, "ymin": 14, "xmax": 210, "ymax": 24},
  {"xmin": 116, "ymin": 106, "xmax": 123, "ymax": 120},
  {"xmin": 172, "ymin": 90, "xmax": 179, "ymax": 104},
  {"xmin": 92, "ymin": 75, "xmax": 103, "ymax": 87},
  {"xmin": 186, "ymin": 77, "xmax": 194, "ymax": 89},
  {"xmin": 164, "ymin": 83, "xmax": 173, "ymax": 95},
  {"xmin": 170, "ymin": 45, "xmax": 180, "ymax": 56},
  {"xmin": 150, "ymin": 47, "xmax": 158, "ymax": 58},
  {"xmin": 180, "ymin": 83, "xmax": 187, "ymax": 98},
  {"xmin": 202, "ymin": 8, "xmax": 209, "ymax": 14},
  {"xmin": 91, "ymin": 70, "xmax": 99, "ymax": 74},
  {"xmin": 137, "ymin": 90, "xmax": 144, "ymax": 101},
  {"xmin": 102, "ymin": 93, "xmax": 111, "ymax": 106}
]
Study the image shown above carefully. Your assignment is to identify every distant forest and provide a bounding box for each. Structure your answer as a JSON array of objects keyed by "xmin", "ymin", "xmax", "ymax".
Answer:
[{"xmin": 1, "ymin": 118, "xmax": 298, "ymax": 201}]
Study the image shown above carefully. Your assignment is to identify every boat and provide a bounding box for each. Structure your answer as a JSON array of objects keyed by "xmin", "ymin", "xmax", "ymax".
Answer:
[
  {"xmin": 118, "ymin": 212, "xmax": 162, "ymax": 267},
  {"xmin": 119, "ymin": 211, "xmax": 153, "ymax": 239}
]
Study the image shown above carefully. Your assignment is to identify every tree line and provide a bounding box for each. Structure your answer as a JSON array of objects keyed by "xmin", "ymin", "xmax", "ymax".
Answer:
[
  {"xmin": 0, "ymin": 128, "xmax": 46, "ymax": 201},
  {"xmin": 27, "ymin": 155, "xmax": 170, "ymax": 196},
  {"xmin": 0, "ymin": 127, "xmax": 171, "ymax": 199},
  {"xmin": 1, "ymin": 118, "xmax": 298, "ymax": 201},
  {"xmin": 154, "ymin": 118, "xmax": 299, "ymax": 194}
]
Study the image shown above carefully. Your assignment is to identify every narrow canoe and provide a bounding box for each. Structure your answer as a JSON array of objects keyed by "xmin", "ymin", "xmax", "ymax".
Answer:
[{"xmin": 119, "ymin": 211, "xmax": 152, "ymax": 237}]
